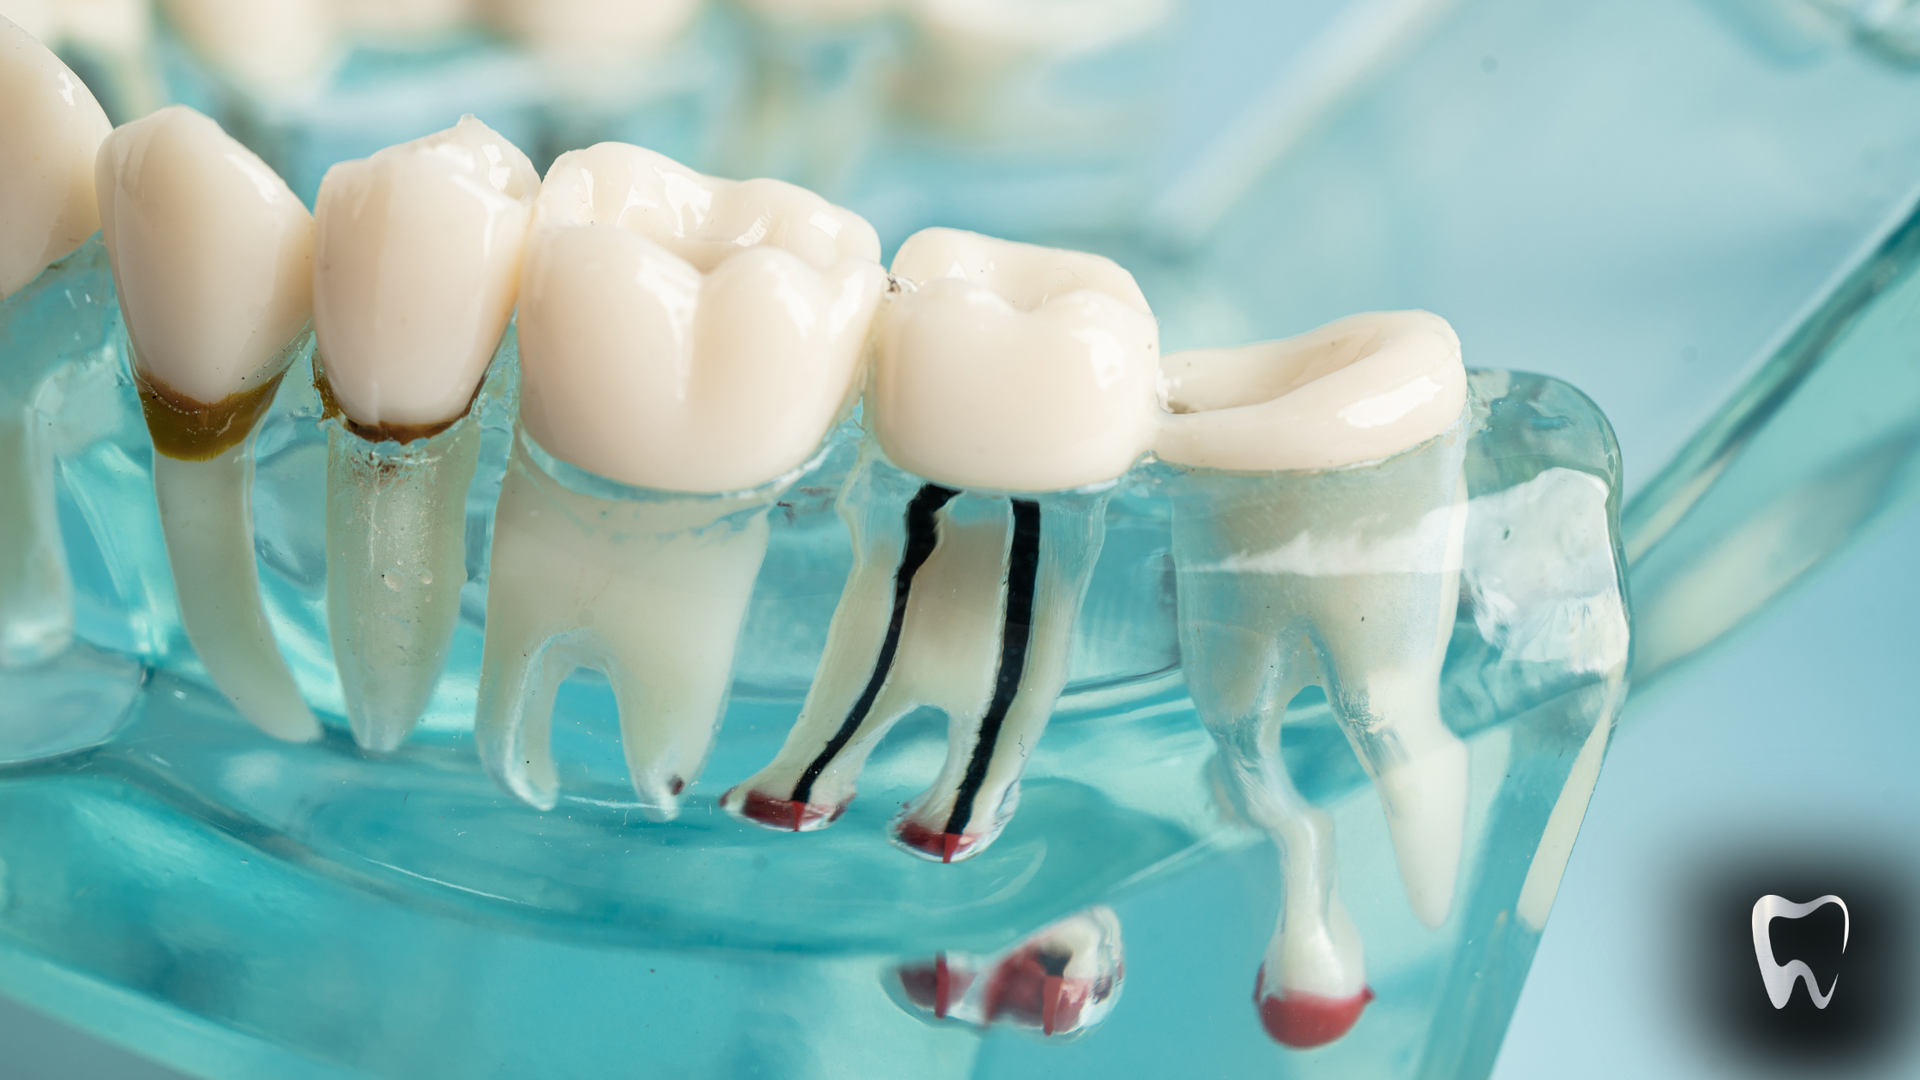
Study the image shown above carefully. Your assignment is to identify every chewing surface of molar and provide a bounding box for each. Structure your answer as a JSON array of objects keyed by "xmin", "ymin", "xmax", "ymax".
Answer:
[
  {"xmin": 156, "ymin": 0, "xmax": 333, "ymax": 91},
  {"xmin": 313, "ymin": 116, "xmax": 536, "ymax": 751},
  {"xmin": 479, "ymin": 143, "xmax": 887, "ymax": 814},
  {"xmin": 0, "ymin": 17, "xmax": 111, "ymax": 667},
  {"xmin": 895, "ymin": 906, "xmax": 1124, "ymax": 1038},
  {"xmin": 1158, "ymin": 311, "xmax": 1471, "ymax": 1046},
  {"xmin": 726, "ymin": 228, "xmax": 1156, "ymax": 862},
  {"xmin": 97, "ymin": 105, "xmax": 320, "ymax": 742}
]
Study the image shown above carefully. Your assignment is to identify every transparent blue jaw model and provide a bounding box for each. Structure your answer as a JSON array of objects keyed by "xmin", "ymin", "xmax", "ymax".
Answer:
[{"xmin": 0, "ymin": 242, "xmax": 1629, "ymax": 1079}]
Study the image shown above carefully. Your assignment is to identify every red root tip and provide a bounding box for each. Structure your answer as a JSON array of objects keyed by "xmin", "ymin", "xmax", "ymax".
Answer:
[
  {"xmin": 730, "ymin": 788, "xmax": 846, "ymax": 832},
  {"xmin": 895, "ymin": 820, "xmax": 979, "ymax": 863},
  {"xmin": 1254, "ymin": 968, "xmax": 1374, "ymax": 1048},
  {"xmin": 899, "ymin": 953, "xmax": 975, "ymax": 1020},
  {"xmin": 986, "ymin": 946, "xmax": 1090, "ymax": 1036}
]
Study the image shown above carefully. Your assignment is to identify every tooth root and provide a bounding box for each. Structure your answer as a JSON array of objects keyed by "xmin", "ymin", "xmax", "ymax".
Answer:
[
  {"xmin": 893, "ymin": 491, "xmax": 1107, "ymax": 863},
  {"xmin": 152, "ymin": 436, "xmax": 319, "ymax": 742},
  {"xmin": 894, "ymin": 907, "xmax": 1126, "ymax": 1037},
  {"xmin": 325, "ymin": 419, "xmax": 481, "ymax": 751},
  {"xmin": 725, "ymin": 453, "xmax": 1106, "ymax": 861},
  {"xmin": 0, "ymin": 407, "xmax": 72, "ymax": 667},
  {"xmin": 478, "ymin": 438, "xmax": 772, "ymax": 816}
]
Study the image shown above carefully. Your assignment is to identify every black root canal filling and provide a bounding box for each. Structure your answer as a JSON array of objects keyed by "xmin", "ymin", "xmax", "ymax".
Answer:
[
  {"xmin": 790, "ymin": 483, "xmax": 960, "ymax": 806},
  {"xmin": 942, "ymin": 498, "xmax": 1042, "ymax": 837}
]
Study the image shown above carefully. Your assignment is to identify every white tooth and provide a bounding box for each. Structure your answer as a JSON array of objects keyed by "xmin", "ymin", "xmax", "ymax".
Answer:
[
  {"xmin": 1160, "ymin": 310, "xmax": 1470, "ymax": 934},
  {"xmin": 313, "ymin": 117, "xmax": 537, "ymax": 750},
  {"xmin": 155, "ymin": 0, "xmax": 333, "ymax": 91},
  {"xmin": 728, "ymin": 229, "xmax": 1154, "ymax": 861},
  {"xmin": 97, "ymin": 105, "xmax": 320, "ymax": 742},
  {"xmin": 0, "ymin": 15, "xmax": 112, "ymax": 301},
  {"xmin": 0, "ymin": 17, "xmax": 111, "ymax": 667},
  {"xmin": 330, "ymin": 0, "xmax": 470, "ymax": 39},
  {"xmin": 482, "ymin": 0, "xmax": 702, "ymax": 65},
  {"xmin": 478, "ymin": 143, "xmax": 887, "ymax": 814}
]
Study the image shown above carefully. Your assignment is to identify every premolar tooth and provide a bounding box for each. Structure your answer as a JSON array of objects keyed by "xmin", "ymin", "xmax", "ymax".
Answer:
[
  {"xmin": 313, "ymin": 115, "xmax": 536, "ymax": 751},
  {"xmin": 0, "ymin": 17, "xmax": 112, "ymax": 667},
  {"xmin": 478, "ymin": 142, "xmax": 887, "ymax": 814},
  {"xmin": 726, "ymin": 228, "xmax": 1157, "ymax": 862},
  {"xmin": 1157, "ymin": 311, "xmax": 1470, "ymax": 1043},
  {"xmin": 97, "ymin": 105, "xmax": 319, "ymax": 741}
]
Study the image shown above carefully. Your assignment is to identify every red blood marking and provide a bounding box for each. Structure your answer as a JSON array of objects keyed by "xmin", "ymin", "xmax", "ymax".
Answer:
[
  {"xmin": 896, "ymin": 821, "xmax": 978, "ymax": 863},
  {"xmin": 1253, "ymin": 966, "xmax": 1374, "ymax": 1048},
  {"xmin": 897, "ymin": 953, "xmax": 973, "ymax": 1019},
  {"xmin": 730, "ymin": 788, "xmax": 846, "ymax": 832},
  {"xmin": 985, "ymin": 947, "xmax": 1090, "ymax": 1036},
  {"xmin": 668, "ymin": 777, "xmax": 685, "ymax": 796}
]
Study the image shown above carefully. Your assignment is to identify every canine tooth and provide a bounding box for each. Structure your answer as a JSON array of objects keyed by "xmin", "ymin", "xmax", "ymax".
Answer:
[
  {"xmin": 894, "ymin": 906, "xmax": 1125, "ymax": 1037},
  {"xmin": 0, "ymin": 17, "xmax": 111, "ymax": 667},
  {"xmin": 97, "ymin": 105, "xmax": 319, "ymax": 741},
  {"xmin": 1158, "ymin": 311, "xmax": 1469, "ymax": 1043},
  {"xmin": 726, "ymin": 228, "xmax": 1156, "ymax": 861},
  {"xmin": 478, "ymin": 143, "xmax": 886, "ymax": 814},
  {"xmin": 311, "ymin": 115, "xmax": 536, "ymax": 751}
]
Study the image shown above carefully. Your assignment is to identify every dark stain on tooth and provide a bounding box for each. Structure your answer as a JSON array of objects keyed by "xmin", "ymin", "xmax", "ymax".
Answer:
[
  {"xmin": 312, "ymin": 353, "xmax": 472, "ymax": 445},
  {"xmin": 790, "ymin": 483, "xmax": 959, "ymax": 806},
  {"xmin": 137, "ymin": 367, "xmax": 288, "ymax": 460},
  {"xmin": 941, "ymin": 497, "xmax": 1042, "ymax": 839}
]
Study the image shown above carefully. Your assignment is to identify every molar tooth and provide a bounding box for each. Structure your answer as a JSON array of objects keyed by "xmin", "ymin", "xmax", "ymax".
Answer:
[
  {"xmin": 726, "ymin": 228, "xmax": 1157, "ymax": 862},
  {"xmin": 0, "ymin": 17, "xmax": 111, "ymax": 666},
  {"xmin": 313, "ymin": 115, "xmax": 536, "ymax": 751},
  {"xmin": 478, "ymin": 142, "xmax": 887, "ymax": 814},
  {"xmin": 1157, "ymin": 310, "xmax": 1469, "ymax": 1042},
  {"xmin": 97, "ymin": 105, "xmax": 319, "ymax": 741}
]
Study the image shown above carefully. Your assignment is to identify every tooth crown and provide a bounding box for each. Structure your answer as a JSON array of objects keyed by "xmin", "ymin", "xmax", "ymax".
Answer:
[
  {"xmin": 314, "ymin": 115, "xmax": 538, "ymax": 430},
  {"xmin": 517, "ymin": 142, "xmax": 888, "ymax": 493},
  {"xmin": 875, "ymin": 227, "xmax": 1160, "ymax": 492},
  {"xmin": 1156, "ymin": 310, "xmax": 1468, "ymax": 472},
  {"xmin": 96, "ymin": 106, "xmax": 314, "ymax": 406},
  {"xmin": 0, "ymin": 17, "xmax": 112, "ymax": 300}
]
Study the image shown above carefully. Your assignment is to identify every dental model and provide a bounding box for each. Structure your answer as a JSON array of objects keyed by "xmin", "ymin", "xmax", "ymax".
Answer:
[
  {"xmin": 96, "ymin": 105, "xmax": 321, "ymax": 741},
  {"xmin": 312, "ymin": 116, "xmax": 536, "ymax": 751},
  {"xmin": 1156, "ymin": 310, "xmax": 1470, "ymax": 1046},
  {"xmin": 724, "ymin": 228, "xmax": 1160, "ymax": 862},
  {"xmin": 895, "ymin": 907, "xmax": 1125, "ymax": 1038},
  {"xmin": 481, "ymin": 0, "xmax": 703, "ymax": 67},
  {"xmin": 156, "ymin": 0, "xmax": 333, "ymax": 92},
  {"xmin": 477, "ymin": 142, "xmax": 887, "ymax": 815},
  {"xmin": 0, "ymin": 15, "xmax": 112, "ymax": 667}
]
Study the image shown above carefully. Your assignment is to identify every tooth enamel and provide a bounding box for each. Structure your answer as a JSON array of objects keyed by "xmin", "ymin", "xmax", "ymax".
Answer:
[
  {"xmin": 0, "ymin": 17, "xmax": 112, "ymax": 667},
  {"xmin": 97, "ymin": 105, "xmax": 320, "ymax": 742},
  {"xmin": 0, "ymin": 16, "xmax": 112, "ymax": 301},
  {"xmin": 482, "ymin": 0, "xmax": 703, "ymax": 64},
  {"xmin": 156, "ymin": 0, "xmax": 333, "ymax": 90},
  {"xmin": 726, "ymin": 229, "xmax": 1154, "ymax": 861},
  {"xmin": 478, "ymin": 143, "xmax": 887, "ymax": 813},
  {"xmin": 312, "ymin": 115, "xmax": 537, "ymax": 750},
  {"xmin": 1159, "ymin": 311, "xmax": 1471, "ymax": 943}
]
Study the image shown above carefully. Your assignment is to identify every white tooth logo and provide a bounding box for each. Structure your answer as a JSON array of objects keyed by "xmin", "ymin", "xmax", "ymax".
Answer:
[{"xmin": 1752, "ymin": 893, "xmax": 1849, "ymax": 1010}]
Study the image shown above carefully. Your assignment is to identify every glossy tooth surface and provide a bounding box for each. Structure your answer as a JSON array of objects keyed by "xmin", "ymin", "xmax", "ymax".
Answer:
[
  {"xmin": 479, "ymin": 143, "xmax": 886, "ymax": 813},
  {"xmin": 315, "ymin": 114, "xmax": 536, "ymax": 431},
  {"xmin": 1161, "ymin": 312, "xmax": 1470, "ymax": 1012},
  {"xmin": 313, "ymin": 116, "xmax": 534, "ymax": 751},
  {"xmin": 157, "ymin": 0, "xmax": 333, "ymax": 90},
  {"xmin": 876, "ymin": 227, "xmax": 1159, "ymax": 493},
  {"xmin": 727, "ymin": 230, "xmax": 1154, "ymax": 860},
  {"xmin": 0, "ymin": 18, "xmax": 111, "ymax": 667},
  {"xmin": 0, "ymin": 15, "xmax": 112, "ymax": 300},
  {"xmin": 97, "ymin": 105, "xmax": 318, "ymax": 741}
]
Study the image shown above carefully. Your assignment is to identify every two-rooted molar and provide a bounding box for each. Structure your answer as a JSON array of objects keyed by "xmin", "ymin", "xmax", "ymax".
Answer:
[
  {"xmin": 96, "ymin": 105, "xmax": 320, "ymax": 742},
  {"xmin": 0, "ymin": 17, "xmax": 113, "ymax": 667},
  {"xmin": 893, "ymin": 907, "xmax": 1125, "ymax": 1038},
  {"xmin": 1157, "ymin": 310, "xmax": 1471, "ymax": 1046},
  {"xmin": 313, "ymin": 115, "xmax": 536, "ymax": 751},
  {"xmin": 478, "ymin": 143, "xmax": 887, "ymax": 814},
  {"xmin": 727, "ymin": 228, "xmax": 1158, "ymax": 861}
]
